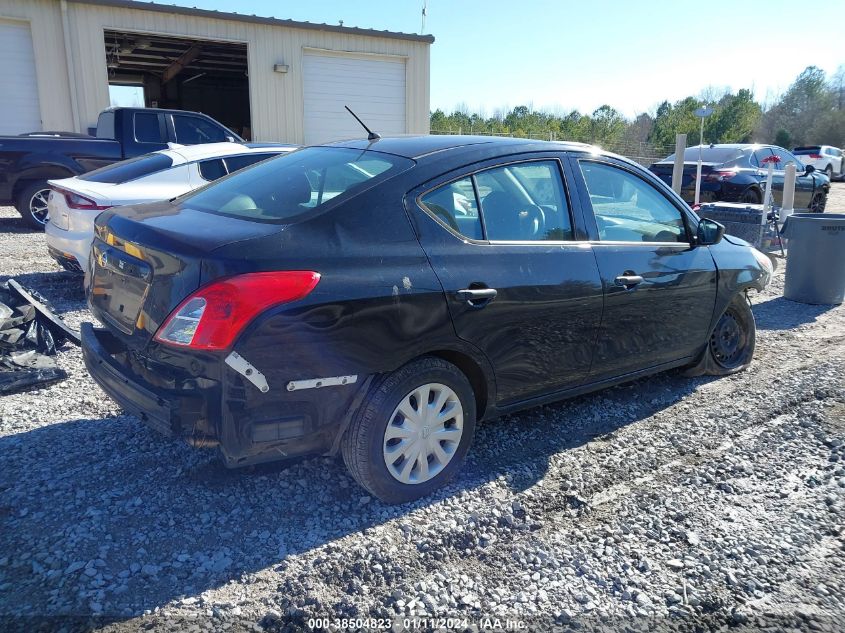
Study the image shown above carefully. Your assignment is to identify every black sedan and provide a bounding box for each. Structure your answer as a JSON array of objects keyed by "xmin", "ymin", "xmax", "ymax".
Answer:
[
  {"xmin": 81, "ymin": 136, "xmax": 772, "ymax": 503},
  {"xmin": 650, "ymin": 144, "xmax": 830, "ymax": 211}
]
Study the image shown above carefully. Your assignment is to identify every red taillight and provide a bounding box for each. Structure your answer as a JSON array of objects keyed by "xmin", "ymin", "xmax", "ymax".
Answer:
[
  {"xmin": 705, "ymin": 170, "xmax": 738, "ymax": 182},
  {"xmin": 52, "ymin": 186, "xmax": 112, "ymax": 210},
  {"xmin": 153, "ymin": 271, "xmax": 321, "ymax": 350},
  {"xmin": 808, "ymin": 153, "xmax": 822, "ymax": 159}
]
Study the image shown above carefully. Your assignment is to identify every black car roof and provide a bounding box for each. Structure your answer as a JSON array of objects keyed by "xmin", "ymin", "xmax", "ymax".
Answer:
[{"xmin": 321, "ymin": 135, "xmax": 595, "ymax": 160}]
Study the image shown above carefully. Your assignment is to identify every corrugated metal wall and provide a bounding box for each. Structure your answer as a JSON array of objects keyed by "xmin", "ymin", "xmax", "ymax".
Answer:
[
  {"xmin": 0, "ymin": 0, "xmax": 76, "ymax": 132},
  {"xmin": 0, "ymin": 0, "xmax": 431, "ymax": 142}
]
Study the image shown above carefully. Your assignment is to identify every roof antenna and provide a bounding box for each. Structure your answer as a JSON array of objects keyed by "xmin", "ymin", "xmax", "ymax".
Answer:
[{"xmin": 345, "ymin": 105, "xmax": 381, "ymax": 141}]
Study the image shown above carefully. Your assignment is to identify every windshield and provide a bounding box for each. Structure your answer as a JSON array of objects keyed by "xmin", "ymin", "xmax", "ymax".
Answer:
[
  {"xmin": 79, "ymin": 153, "xmax": 174, "ymax": 184},
  {"xmin": 663, "ymin": 147, "xmax": 746, "ymax": 164},
  {"xmin": 181, "ymin": 147, "xmax": 413, "ymax": 223}
]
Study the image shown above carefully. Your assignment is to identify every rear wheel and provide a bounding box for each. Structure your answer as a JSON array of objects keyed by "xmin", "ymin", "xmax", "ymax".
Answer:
[
  {"xmin": 809, "ymin": 192, "xmax": 826, "ymax": 213},
  {"xmin": 683, "ymin": 294, "xmax": 756, "ymax": 377},
  {"xmin": 740, "ymin": 188, "xmax": 761, "ymax": 204},
  {"xmin": 824, "ymin": 165, "xmax": 833, "ymax": 180},
  {"xmin": 341, "ymin": 357, "xmax": 476, "ymax": 504},
  {"xmin": 15, "ymin": 180, "xmax": 52, "ymax": 230}
]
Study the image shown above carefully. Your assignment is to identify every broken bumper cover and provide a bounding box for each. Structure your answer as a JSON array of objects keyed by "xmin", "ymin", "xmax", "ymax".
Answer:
[{"xmin": 81, "ymin": 323, "xmax": 204, "ymax": 437}]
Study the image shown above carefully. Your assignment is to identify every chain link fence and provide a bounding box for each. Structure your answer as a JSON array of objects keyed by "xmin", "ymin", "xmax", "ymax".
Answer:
[{"xmin": 429, "ymin": 129, "xmax": 676, "ymax": 166}]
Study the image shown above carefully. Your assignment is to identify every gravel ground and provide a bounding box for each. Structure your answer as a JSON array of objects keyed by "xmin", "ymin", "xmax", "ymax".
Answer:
[{"xmin": 0, "ymin": 187, "xmax": 844, "ymax": 632}]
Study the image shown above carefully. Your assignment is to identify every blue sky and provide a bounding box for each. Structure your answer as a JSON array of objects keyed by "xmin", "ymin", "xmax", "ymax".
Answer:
[{"xmin": 164, "ymin": 0, "xmax": 845, "ymax": 118}]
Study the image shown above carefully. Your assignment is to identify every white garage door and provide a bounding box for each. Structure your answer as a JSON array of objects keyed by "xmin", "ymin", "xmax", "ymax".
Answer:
[
  {"xmin": 303, "ymin": 53, "xmax": 406, "ymax": 144},
  {"xmin": 0, "ymin": 20, "xmax": 41, "ymax": 135}
]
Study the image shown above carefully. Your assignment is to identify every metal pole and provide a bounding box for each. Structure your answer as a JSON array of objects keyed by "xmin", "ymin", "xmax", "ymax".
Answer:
[
  {"xmin": 672, "ymin": 133, "xmax": 687, "ymax": 195},
  {"xmin": 694, "ymin": 117, "xmax": 704, "ymax": 205}
]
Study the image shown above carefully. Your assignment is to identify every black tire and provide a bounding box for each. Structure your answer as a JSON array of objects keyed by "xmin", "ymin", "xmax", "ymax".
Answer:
[
  {"xmin": 15, "ymin": 180, "xmax": 52, "ymax": 230},
  {"xmin": 809, "ymin": 192, "xmax": 826, "ymax": 213},
  {"xmin": 341, "ymin": 357, "xmax": 477, "ymax": 504},
  {"xmin": 683, "ymin": 294, "xmax": 756, "ymax": 377},
  {"xmin": 740, "ymin": 188, "xmax": 761, "ymax": 204},
  {"xmin": 824, "ymin": 165, "xmax": 833, "ymax": 180}
]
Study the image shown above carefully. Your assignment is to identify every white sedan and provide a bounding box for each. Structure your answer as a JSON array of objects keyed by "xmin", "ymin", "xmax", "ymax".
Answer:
[{"xmin": 45, "ymin": 142, "xmax": 295, "ymax": 272}]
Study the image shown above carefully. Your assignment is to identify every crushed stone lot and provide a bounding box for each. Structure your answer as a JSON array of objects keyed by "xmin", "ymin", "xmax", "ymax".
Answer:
[{"xmin": 0, "ymin": 187, "xmax": 844, "ymax": 632}]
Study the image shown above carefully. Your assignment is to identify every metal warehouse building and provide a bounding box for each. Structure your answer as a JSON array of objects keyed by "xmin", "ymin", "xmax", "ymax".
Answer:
[{"xmin": 0, "ymin": 0, "xmax": 432, "ymax": 143}]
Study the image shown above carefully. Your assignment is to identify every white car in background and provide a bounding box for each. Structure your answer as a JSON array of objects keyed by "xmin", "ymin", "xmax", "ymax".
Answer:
[
  {"xmin": 792, "ymin": 145, "xmax": 844, "ymax": 181},
  {"xmin": 45, "ymin": 142, "xmax": 296, "ymax": 272}
]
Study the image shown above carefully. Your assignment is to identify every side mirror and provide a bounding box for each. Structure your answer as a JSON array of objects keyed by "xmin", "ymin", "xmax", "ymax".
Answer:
[
  {"xmin": 696, "ymin": 218, "xmax": 725, "ymax": 245},
  {"xmin": 804, "ymin": 164, "xmax": 815, "ymax": 174}
]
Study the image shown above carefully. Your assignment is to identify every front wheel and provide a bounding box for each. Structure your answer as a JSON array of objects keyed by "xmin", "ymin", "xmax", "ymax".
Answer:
[
  {"xmin": 341, "ymin": 357, "xmax": 476, "ymax": 504},
  {"xmin": 683, "ymin": 294, "xmax": 756, "ymax": 377},
  {"xmin": 15, "ymin": 180, "xmax": 52, "ymax": 230}
]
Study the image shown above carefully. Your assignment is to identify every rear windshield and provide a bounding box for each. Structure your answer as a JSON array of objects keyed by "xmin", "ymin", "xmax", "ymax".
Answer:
[
  {"xmin": 664, "ymin": 147, "xmax": 746, "ymax": 164},
  {"xmin": 181, "ymin": 147, "xmax": 413, "ymax": 223},
  {"xmin": 792, "ymin": 146, "xmax": 821, "ymax": 154},
  {"xmin": 79, "ymin": 153, "xmax": 174, "ymax": 184}
]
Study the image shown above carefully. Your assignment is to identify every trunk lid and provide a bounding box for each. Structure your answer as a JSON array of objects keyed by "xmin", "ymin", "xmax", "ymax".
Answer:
[{"xmin": 89, "ymin": 200, "xmax": 284, "ymax": 346}]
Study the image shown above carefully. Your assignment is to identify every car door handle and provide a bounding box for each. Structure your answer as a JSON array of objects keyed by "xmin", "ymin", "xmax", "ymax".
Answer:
[
  {"xmin": 457, "ymin": 287, "xmax": 497, "ymax": 307},
  {"xmin": 614, "ymin": 274, "xmax": 644, "ymax": 289}
]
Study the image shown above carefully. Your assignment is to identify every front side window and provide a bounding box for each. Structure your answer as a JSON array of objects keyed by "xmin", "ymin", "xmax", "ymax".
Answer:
[
  {"xmin": 579, "ymin": 161, "xmax": 688, "ymax": 243},
  {"xmin": 772, "ymin": 148, "xmax": 802, "ymax": 171},
  {"xmin": 181, "ymin": 147, "xmax": 411, "ymax": 223},
  {"xmin": 751, "ymin": 148, "xmax": 775, "ymax": 168},
  {"xmin": 173, "ymin": 115, "xmax": 228, "ymax": 144}
]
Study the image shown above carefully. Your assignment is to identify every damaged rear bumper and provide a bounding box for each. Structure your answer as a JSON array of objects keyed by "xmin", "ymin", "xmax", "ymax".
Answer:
[{"xmin": 80, "ymin": 323, "xmax": 205, "ymax": 437}]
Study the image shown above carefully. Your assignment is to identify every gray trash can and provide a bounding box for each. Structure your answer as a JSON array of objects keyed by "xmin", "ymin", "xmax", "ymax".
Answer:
[{"xmin": 782, "ymin": 213, "xmax": 845, "ymax": 305}]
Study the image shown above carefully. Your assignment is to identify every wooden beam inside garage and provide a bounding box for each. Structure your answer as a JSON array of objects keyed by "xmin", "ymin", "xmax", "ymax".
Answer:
[{"xmin": 162, "ymin": 43, "xmax": 202, "ymax": 84}]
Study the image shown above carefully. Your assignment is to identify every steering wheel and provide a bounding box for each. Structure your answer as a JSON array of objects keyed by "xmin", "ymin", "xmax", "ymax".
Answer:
[{"xmin": 520, "ymin": 204, "xmax": 546, "ymax": 238}]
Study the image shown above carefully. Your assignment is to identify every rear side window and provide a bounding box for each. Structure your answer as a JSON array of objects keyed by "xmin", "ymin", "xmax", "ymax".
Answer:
[
  {"xmin": 134, "ymin": 113, "xmax": 164, "ymax": 144},
  {"xmin": 198, "ymin": 158, "xmax": 227, "ymax": 182},
  {"xmin": 173, "ymin": 115, "xmax": 227, "ymax": 144},
  {"xmin": 420, "ymin": 177, "xmax": 482, "ymax": 240},
  {"xmin": 96, "ymin": 111, "xmax": 115, "ymax": 139},
  {"xmin": 181, "ymin": 147, "xmax": 412, "ymax": 223},
  {"xmin": 224, "ymin": 153, "xmax": 273, "ymax": 173},
  {"xmin": 579, "ymin": 161, "xmax": 688, "ymax": 243},
  {"xmin": 78, "ymin": 153, "xmax": 174, "ymax": 184}
]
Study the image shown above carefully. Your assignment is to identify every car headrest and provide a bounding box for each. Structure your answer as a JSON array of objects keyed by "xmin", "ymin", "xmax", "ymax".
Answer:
[{"xmin": 280, "ymin": 170, "xmax": 312, "ymax": 205}]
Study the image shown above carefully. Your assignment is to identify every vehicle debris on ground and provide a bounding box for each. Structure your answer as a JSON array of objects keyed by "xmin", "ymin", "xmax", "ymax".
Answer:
[{"xmin": 0, "ymin": 279, "xmax": 79, "ymax": 394}]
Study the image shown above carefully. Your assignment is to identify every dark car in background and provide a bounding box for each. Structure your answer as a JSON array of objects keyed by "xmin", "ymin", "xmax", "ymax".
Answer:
[
  {"xmin": 81, "ymin": 136, "xmax": 772, "ymax": 503},
  {"xmin": 0, "ymin": 107, "xmax": 241, "ymax": 229},
  {"xmin": 650, "ymin": 144, "xmax": 830, "ymax": 211}
]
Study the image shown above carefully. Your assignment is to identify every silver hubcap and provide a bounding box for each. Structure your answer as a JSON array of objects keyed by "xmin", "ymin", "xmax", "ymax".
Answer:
[
  {"xmin": 382, "ymin": 382, "xmax": 464, "ymax": 485},
  {"xmin": 29, "ymin": 189, "xmax": 50, "ymax": 224}
]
